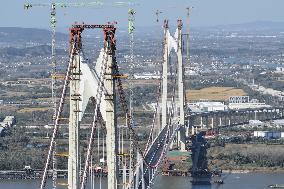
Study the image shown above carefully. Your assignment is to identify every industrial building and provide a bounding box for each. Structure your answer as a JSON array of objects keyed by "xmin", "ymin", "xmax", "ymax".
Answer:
[
  {"xmin": 197, "ymin": 102, "xmax": 228, "ymax": 112},
  {"xmin": 229, "ymin": 99, "xmax": 270, "ymax": 110},
  {"xmin": 253, "ymin": 131, "xmax": 284, "ymax": 139},
  {"xmin": 188, "ymin": 102, "xmax": 228, "ymax": 112},
  {"xmin": 187, "ymin": 97, "xmax": 270, "ymax": 113}
]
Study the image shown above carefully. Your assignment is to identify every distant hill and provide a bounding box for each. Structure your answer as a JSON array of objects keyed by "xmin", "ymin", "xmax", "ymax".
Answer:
[
  {"xmin": 0, "ymin": 45, "xmax": 66, "ymax": 58},
  {"xmin": 0, "ymin": 27, "xmax": 67, "ymax": 43},
  {"xmin": 195, "ymin": 21, "xmax": 284, "ymax": 32},
  {"xmin": 128, "ymin": 21, "xmax": 284, "ymax": 35}
]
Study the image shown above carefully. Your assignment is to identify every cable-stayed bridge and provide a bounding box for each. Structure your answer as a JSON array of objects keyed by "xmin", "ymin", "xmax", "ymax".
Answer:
[{"xmin": 36, "ymin": 20, "xmax": 284, "ymax": 189}]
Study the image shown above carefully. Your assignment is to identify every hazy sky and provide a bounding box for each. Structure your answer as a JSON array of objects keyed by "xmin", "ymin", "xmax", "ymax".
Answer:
[{"xmin": 2, "ymin": 0, "xmax": 284, "ymax": 30}]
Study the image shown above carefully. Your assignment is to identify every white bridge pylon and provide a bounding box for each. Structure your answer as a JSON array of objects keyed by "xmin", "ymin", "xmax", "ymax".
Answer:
[
  {"xmin": 129, "ymin": 20, "xmax": 187, "ymax": 189},
  {"xmin": 162, "ymin": 20, "xmax": 186, "ymax": 151}
]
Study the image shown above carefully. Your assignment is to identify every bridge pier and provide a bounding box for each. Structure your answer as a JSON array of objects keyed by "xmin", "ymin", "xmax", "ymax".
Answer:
[
  {"xmin": 161, "ymin": 20, "xmax": 169, "ymax": 130},
  {"xmin": 205, "ymin": 116, "xmax": 209, "ymax": 129},
  {"xmin": 219, "ymin": 116, "xmax": 222, "ymax": 127},
  {"xmin": 248, "ymin": 110, "xmax": 252, "ymax": 121},
  {"xmin": 254, "ymin": 110, "xmax": 257, "ymax": 120},
  {"xmin": 268, "ymin": 110, "xmax": 272, "ymax": 120},
  {"xmin": 261, "ymin": 110, "xmax": 265, "ymax": 120},
  {"xmin": 186, "ymin": 119, "xmax": 190, "ymax": 137},
  {"xmin": 223, "ymin": 114, "xmax": 227, "ymax": 126},
  {"xmin": 240, "ymin": 112, "xmax": 244, "ymax": 123},
  {"xmin": 177, "ymin": 126, "xmax": 186, "ymax": 151},
  {"xmin": 274, "ymin": 109, "xmax": 277, "ymax": 119}
]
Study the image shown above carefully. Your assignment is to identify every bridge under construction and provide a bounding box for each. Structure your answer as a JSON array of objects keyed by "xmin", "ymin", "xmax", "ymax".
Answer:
[{"xmin": 20, "ymin": 4, "xmax": 284, "ymax": 189}]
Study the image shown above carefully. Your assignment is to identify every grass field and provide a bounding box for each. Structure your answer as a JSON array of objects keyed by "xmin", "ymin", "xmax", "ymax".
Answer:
[
  {"xmin": 18, "ymin": 107, "xmax": 50, "ymax": 113},
  {"xmin": 186, "ymin": 87, "xmax": 247, "ymax": 101},
  {"xmin": 122, "ymin": 79, "xmax": 160, "ymax": 88},
  {"xmin": 0, "ymin": 106, "xmax": 18, "ymax": 113}
]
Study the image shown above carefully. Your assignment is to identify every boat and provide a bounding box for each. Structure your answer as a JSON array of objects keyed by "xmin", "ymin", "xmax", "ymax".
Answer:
[
  {"xmin": 214, "ymin": 180, "xmax": 224, "ymax": 184},
  {"xmin": 268, "ymin": 184, "xmax": 284, "ymax": 188}
]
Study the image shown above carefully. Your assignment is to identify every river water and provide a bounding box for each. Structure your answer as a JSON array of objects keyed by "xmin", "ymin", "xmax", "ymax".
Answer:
[{"xmin": 0, "ymin": 173, "xmax": 283, "ymax": 189}]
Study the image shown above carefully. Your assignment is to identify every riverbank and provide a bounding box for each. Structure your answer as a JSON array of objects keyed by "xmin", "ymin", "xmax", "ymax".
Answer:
[
  {"xmin": 222, "ymin": 169, "xmax": 284, "ymax": 174},
  {"xmin": 208, "ymin": 143, "xmax": 284, "ymax": 173}
]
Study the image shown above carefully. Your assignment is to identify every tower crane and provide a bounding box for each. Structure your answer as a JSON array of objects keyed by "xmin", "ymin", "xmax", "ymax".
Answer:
[
  {"xmin": 155, "ymin": 5, "xmax": 194, "ymax": 61},
  {"xmin": 155, "ymin": 10, "xmax": 163, "ymax": 23},
  {"xmin": 127, "ymin": 8, "xmax": 135, "ymax": 189},
  {"xmin": 155, "ymin": 5, "xmax": 193, "ymax": 61},
  {"xmin": 186, "ymin": 6, "xmax": 194, "ymax": 61}
]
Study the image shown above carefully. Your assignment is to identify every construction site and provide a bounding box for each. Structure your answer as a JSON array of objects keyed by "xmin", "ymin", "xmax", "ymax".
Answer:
[{"xmin": 0, "ymin": 1, "xmax": 284, "ymax": 189}]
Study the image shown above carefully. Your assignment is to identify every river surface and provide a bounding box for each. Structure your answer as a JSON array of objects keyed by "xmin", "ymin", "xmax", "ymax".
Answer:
[{"xmin": 0, "ymin": 173, "xmax": 283, "ymax": 189}]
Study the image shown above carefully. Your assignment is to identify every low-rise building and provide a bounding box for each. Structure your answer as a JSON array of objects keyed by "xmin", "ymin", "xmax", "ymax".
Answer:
[
  {"xmin": 228, "ymin": 97, "xmax": 271, "ymax": 110},
  {"xmin": 133, "ymin": 72, "xmax": 160, "ymax": 79},
  {"xmin": 188, "ymin": 101, "xmax": 228, "ymax": 112},
  {"xmin": 273, "ymin": 119, "xmax": 284, "ymax": 127},
  {"xmin": 196, "ymin": 102, "xmax": 228, "ymax": 112},
  {"xmin": 229, "ymin": 102, "xmax": 270, "ymax": 110},
  {"xmin": 253, "ymin": 131, "xmax": 283, "ymax": 139}
]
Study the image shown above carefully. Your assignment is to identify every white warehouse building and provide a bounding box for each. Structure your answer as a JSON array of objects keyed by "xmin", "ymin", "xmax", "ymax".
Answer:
[{"xmin": 195, "ymin": 102, "xmax": 228, "ymax": 112}]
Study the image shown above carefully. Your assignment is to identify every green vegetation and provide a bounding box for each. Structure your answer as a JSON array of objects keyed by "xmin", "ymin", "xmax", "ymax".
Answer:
[
  {"xmin": 0, "ymin": 127, "xmax": 46, "ymax": 170},
  {"xmin": 208, "ymin": 144, "xmax": 284, "ymax": 171}
]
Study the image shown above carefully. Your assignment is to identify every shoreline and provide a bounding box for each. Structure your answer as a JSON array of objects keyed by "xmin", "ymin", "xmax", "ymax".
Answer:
[{"xmin": 222, "ymin": 169, "xmax": 284, "ymax": 174}]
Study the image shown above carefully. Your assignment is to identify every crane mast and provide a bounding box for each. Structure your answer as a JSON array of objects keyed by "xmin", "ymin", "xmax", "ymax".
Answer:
[
  {"xmin": 186, "ymin": 6, "xmax": 193, "ymax": 61},
  {"xmin": 127, "ymin": 8, "xmax": 135, "ymax": 189}
]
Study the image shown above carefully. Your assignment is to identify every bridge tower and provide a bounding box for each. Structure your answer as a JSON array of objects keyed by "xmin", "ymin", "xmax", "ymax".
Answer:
[
  {"xmin": 104, "ymin": 26, "xmax": 119, "ymax": 189},
  {"xmin": 162, "ymin": 20, "xmax": 169, "ymax": 129},
  {"xmin": 161, "ymin": 20, "xmax": 187, "ymax": 151},
  {"xmin": 68, "ymin": 27, "xmax": 83, "ymax": 189},
  {"xmin": 177, "ymin": 20, "xmax": 186, "ymax": 151},
  {"xmin": 67, "ymin": 24, "xmax": 118, "ymax": 189}
]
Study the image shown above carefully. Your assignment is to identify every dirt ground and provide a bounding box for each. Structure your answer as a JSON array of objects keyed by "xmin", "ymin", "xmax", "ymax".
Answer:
[{"xmin": 186, "ymin": 87, "xmax": 247, "ymax": 101}]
